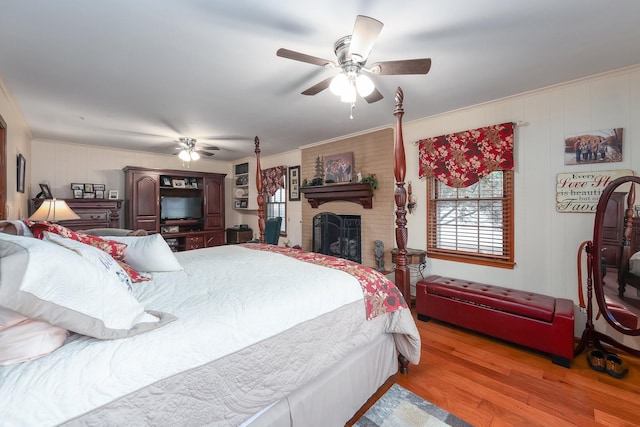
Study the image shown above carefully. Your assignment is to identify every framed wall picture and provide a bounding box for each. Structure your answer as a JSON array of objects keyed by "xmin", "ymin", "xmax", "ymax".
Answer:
[
  {"xmin": 563, "ymin": 128, "xmax": 623, "ymax": 165},
  {"xmin": 288, "ymin": 165, "xmax": 300, "ymax": 201},
  {"xmin": 16, "ymin": 154, "xmax": 26, "ymax": 193},
  {"xmin": 324, "ymin": 152, "xmax": 353, "ymax": 183},
  {"xmin": 108, "ymin": 190, "xmax": 119, "ymax": 200}
]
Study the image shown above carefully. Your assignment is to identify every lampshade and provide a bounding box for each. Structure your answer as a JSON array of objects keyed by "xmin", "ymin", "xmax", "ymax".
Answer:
[
  {"xmin": 178, "ymin": 149, "xmax": 191, "ymax": 161},
  {"xmin": 29, "ymin": 199, "xmax": 80, "ymax": 222},
  {"xmin": 178, "ymin": 149, "xmax": 200, "ymax": 161},
  {"xmin": 355, "ymin": 74, "xmax": 375, "ymax": 97},
  {"xmin": 329, "ymin": 73, "xmax": 349, "ymax": 96}
]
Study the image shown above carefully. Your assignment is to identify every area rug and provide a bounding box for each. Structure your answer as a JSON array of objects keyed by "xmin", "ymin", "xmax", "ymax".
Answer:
[{"xmin": 354, "ymin": 383, "xmax": 473, "ymax": 427}]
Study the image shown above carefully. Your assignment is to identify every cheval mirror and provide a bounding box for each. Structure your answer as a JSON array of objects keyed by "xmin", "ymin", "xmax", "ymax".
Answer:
[{"xmin": 583, "ymin": 175, "xmax": 640, "ymax": 358}]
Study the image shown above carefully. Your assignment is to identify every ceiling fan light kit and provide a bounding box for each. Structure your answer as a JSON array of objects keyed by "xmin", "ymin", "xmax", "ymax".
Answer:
[
  {"xmin": 277, "ymin": 15, "xmax": 431, "ymax": 118},
  {"xmin": 175, "ymin": 137, "xmax": 215, "ymax": 162}
]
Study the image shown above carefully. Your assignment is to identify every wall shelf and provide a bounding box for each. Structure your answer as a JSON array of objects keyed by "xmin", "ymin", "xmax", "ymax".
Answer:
[{"xmin": 300, "ymin": 183, "xmax": 373, "ymax": 209}]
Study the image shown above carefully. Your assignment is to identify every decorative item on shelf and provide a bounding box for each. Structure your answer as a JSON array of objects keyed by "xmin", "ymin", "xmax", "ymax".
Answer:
[
  {"xmin": 29, "ymin": 199, "xmax": 80, "ymax": 222},
  {"xmin": 361, "ymin": 174, "xmax": 378, "ymax": 192},
  {"xmin": 313, "ymin": 155, "xmax": 323, "ymax": 185},
  {"xmin": 161, "ymin": 225, "xmax": 180, "ymax": 233},
  {"xmin": 407, "ymin": 181, "xmax": 416, "ymax": 214},
  {"xmin": 172, "ymin": 179, "xmax": 186, "ymax": 188},
  {"xmin": 36, "ymin": 183, "xmax": 53, "ymax": 199},
  {"xmin": 235, "ymin": 188, "xmax": 246, "ymax": 198},
  {"xmin": 374, "ymin": 240, "xmax": 385, "ymax": 271},
  {"xmin": 108, "ymin": 190, "xmax": 119, "ymax": 200},
  {"xmin": 16, "ymin": 154, "xmax": 26, "ymax": 193},
  {"xmin": 636, "ymin": 205, "xmax": 640, "ymax": 218},
  {"xmin": 324, "ymin": 152, "xmax": 353, "ymax": 184}
]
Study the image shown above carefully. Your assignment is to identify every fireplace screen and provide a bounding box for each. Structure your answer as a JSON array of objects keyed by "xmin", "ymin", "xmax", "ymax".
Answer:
[{"xmin": 312, "ymin": 212, "xmax": 361, "ymax": 263}]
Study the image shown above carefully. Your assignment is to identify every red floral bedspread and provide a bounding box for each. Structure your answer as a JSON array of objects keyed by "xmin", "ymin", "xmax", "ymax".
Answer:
[{"xmin": 240, "ymin": 243, "xmax": 407, "ymax": 320}]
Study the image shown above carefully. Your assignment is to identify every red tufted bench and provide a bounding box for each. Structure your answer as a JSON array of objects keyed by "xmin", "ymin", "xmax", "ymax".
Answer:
[{"xmin": 416, "ymin": 275, "xmax": 575, "ymax": 367}]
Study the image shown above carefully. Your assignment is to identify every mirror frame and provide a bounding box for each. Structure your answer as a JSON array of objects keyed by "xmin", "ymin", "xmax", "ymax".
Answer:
[{"xmin": 592, "ymin": 175, "xmax": 640, "ymax": 336}]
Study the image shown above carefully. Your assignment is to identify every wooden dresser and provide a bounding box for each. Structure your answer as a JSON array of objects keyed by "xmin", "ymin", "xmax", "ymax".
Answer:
[{"xmin": 30, "ymin": 198, "xmax": 123, "ymax": 231}]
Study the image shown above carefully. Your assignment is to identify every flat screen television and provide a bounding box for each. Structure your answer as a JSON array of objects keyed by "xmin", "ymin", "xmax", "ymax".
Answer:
[{"xmin": 160, "ymin": 196, "xmax": 202, "ymax": 220}]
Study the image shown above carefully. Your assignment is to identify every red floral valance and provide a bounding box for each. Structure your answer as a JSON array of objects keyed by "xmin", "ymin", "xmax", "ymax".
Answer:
[
  {"xmin": 418, "ymin": 122, "xmax": 514, "ymax": 188},
  {"xmin": 262, "ymin": 165, "xmax": 286, "ymax": 197}
]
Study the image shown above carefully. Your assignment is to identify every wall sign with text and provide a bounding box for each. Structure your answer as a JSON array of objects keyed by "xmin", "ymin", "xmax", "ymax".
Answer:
[{"xmin": 556, "ymin": 169, "xmax": 633, "ymax": 212}]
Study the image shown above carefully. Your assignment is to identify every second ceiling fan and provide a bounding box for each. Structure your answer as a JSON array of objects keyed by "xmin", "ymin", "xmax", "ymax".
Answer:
[{"xmin": 277, "ymin": 15, "xmax": 431, "ymax": 111}]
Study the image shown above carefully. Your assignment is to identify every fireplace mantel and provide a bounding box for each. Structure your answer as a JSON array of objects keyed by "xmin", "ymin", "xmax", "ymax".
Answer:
[{"xmin": 300, "ymin": 183, "xmax": 373, "ymax": 209}]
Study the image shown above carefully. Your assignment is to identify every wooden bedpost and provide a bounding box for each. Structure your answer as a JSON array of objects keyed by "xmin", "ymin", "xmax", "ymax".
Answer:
[
  {"xmin": 255, "ymin": 136, "xmax": 265, "ymax": 243},
  {"xmin": 393, "ymin": 87, "xmax": 411, "ymax": 306}
]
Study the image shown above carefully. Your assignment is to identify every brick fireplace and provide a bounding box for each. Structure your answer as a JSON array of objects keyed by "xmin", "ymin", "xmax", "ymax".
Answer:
[{"xmin": 300, "ymin": 128, "xmax": 395, "ymax": 269}]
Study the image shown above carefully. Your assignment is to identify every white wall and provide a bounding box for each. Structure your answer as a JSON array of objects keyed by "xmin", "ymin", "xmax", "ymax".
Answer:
[
  {"xmin": 401, "ymin": 65, "xmax": 640, "ymax": 348},
  {"xmin": 402, "ymin": 65, "xmax": 639, "ymax": 301},
  {"xmin": 0, "ymin": 74, "xmax": 32, "ymax": 219}
]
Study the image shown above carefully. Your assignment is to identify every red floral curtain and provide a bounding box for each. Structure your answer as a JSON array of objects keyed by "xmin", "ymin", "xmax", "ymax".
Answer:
[
  {"xmin": 418, "ymin": 122, "xmax": 514, "ymax": 188},
  {"xmin": 262, "ymin": 165, "xmax": 286, "ymax": 197}
]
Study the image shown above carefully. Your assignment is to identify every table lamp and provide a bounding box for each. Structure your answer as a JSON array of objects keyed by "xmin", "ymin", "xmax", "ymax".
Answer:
[{"xmin": 29, "ymin": 199, "xmax": 80, "ymax": 222}]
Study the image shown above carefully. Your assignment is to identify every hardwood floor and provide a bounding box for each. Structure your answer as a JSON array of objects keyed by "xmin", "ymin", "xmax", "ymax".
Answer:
[{"xmin": 349, "ymin": 311, "xmax": 640, "ymax": 426}]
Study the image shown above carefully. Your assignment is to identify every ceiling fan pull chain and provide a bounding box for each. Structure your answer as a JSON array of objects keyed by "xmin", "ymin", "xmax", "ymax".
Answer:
[{"xmin": 349, "ymin": 102, "xmax": 355, "ymax": 120}]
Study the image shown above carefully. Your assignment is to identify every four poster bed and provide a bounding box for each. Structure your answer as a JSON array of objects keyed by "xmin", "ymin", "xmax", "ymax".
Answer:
[{"xmin": 0, "ymin": 89, "xmax": 417, "ymax": 426}]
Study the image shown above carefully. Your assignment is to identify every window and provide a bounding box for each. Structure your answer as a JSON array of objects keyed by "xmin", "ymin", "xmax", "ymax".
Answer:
[
  {"xmin": 427, "ymin": 170, "xmax": 514, "ymax": 268},
  {"xmin": 266, "ymin": 186, "xmax": 286, "ymax": 235}
]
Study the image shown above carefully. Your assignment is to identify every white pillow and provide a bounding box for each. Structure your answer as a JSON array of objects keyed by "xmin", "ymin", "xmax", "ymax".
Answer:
[
  {"xmin": 105, "ymin": 233, "xmax": 182, "ymax": 272},
  {"xmin": 0, "ymin": 233, "xmax": 175, "ymax": 339},
  {"xmin": 630, "ymin": 251, "xmax": 640, "ymax": 276},
  {"xmin": 43, "ymin": 232, "xmax": 133, "ymax": 291},
  {"xmin": 0, "ymin": 306, "xmax": 68, "ymax": 366}
]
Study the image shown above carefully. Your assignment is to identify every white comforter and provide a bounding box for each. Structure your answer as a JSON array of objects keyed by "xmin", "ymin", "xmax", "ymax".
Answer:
[{"xmin": 0, "ymin": 245, "xmax": 415, "ymax": 426}]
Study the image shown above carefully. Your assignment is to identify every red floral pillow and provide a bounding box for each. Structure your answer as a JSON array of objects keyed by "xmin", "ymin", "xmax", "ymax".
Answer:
[
  {"xmin": 117, "ymin": 260, "xmax": 151, "ymax": 283},
  {"xmin": 25, "ymin": 221, "xmax": 127, "ymax": 261}
]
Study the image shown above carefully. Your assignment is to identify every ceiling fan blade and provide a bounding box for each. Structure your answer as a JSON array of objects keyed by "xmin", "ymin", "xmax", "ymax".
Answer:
[
  {"xmin": 277, "ymin": 48, "xmax": 334, "ymax": 67},
  {"xmin": 196, "ymin": 150, "xmax": 215, "ymax": 157},
  {"xmin": 348, "ymin": 15, "xmax": 383, "ymax": 62},
  {"xmin": 199, "ymin": 145, "xmax": 220, "ymax": 150},
  {"xmin": 301, "ymin": 77, "xmax": 333, "ymax": 95},
  {"xmin": 363, "ymin": 87, "xmax": 383, "ymax": 103},
  {"xmin": 370, "ymin": 58, "xmax": 432, "ymax": 75}
]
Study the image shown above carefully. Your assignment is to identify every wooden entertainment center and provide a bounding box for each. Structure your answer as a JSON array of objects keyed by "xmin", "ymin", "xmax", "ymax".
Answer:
[{"xmin": 123, "ymin": 166, "xmax": 226, "ymax": 251}]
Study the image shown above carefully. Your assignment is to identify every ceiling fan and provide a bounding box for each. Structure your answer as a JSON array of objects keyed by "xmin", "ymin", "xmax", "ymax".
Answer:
[
  {"xmin": 277, "ymin": 15, "xmax": 431, "ymax": 116},
  {"xmin": 174, "ymin": 137, "xmax": 219, "ymax": 161}
]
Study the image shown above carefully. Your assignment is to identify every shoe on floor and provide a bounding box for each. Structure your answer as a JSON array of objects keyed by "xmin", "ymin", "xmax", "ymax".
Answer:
[
  {"xmin": 606, "ymin": 353, "xmax": 629, "ymax": 379},
  {"xmin": 587, "ymin": 349, "xmax": 606, "ymax": 372}
]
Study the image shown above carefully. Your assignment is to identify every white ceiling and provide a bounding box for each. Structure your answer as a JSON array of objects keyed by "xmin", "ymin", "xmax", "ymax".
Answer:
[{"xmin": 1, "ymin": 1, "xmax": 640, "ymax": 161}]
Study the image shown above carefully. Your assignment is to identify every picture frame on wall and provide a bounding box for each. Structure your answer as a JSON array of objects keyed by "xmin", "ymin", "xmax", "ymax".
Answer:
[
  {"xmin": 16, "ymin": 154, "xmax": 26, "ymax": 193},
  {"xmin": 288, "ymin": 165, "xmax": 300, "ymax": 201},
  {"xmin": 324, "ymin": 152, "xmax": 353, "ymax": 183},
  {"xmin": 563, "ymin": 128, "xmax": 623, "ymax": 165}
]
